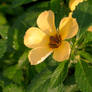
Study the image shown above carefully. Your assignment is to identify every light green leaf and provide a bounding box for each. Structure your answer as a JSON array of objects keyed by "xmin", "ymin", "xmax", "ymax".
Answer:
[
  {"xmin": 0, "ymin": 25, "xmax": 9, "ymax": 39},
  {"xmin": 0, "ymin": 13, "xmax": 7, "ymax": 25},
  {"xmin": 75, "ymin": 61, "xmax": 92, "ymax": 92},
  {"xmin": 3, "ymin": 84, "xmax": 24, "ymax": 92}
]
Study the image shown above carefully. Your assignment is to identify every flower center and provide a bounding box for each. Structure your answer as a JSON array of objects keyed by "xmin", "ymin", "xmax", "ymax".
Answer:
[{"xmin": 49, "ymin": 34, "xmax": 61, "ymax": 48}]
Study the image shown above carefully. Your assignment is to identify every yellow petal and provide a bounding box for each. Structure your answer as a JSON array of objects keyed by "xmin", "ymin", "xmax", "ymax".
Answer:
[
  {"xmin": 88, "ymin": 26, "xmax": 92, "ymax": 32},
  {"xmin": 37, "ymin": 10, "xmax": 56, "ymax": 35},
  {"xmin": 28, "ymin": 47, "xmax": 52, "ymax": 65},
  {"xmin": 69, "ymin": 0, "xmax": 84, "ymax": 11},
  {"xmin": 53, "ymin": 41, "xmax": 71, "ymax": 62},
  {"xmin": 59, "ymin": 16, "xmax": 78, "ymax": 40},
  {"xmin": 24, "ymin": 27, "xmax": 49, "ymax": 48}
]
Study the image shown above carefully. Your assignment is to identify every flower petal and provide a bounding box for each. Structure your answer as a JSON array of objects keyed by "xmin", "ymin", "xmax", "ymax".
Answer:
[
  {"xmin": 37, "ymin": 10, "xmax": 56, "ymax": 35},
  {"xmin": 59, "ymin": 16, "xmax": 78, "ymax": 40},
  {"xmin": 53, "ymin": 41, "xmax": 71, "ymax": 62},
  {"xmin": 88, "ymin": 26, "xmax": 92, "ymax": 32},
  {"xmin": 24, "ymin": 27, "xmax": 49, "ymax": 48},
  {"xmin": 28, "ymin": 47, "xmax": 52, "ymax": 65},
  {"xmin": 69, "ymin": 0, "xmax": 84, "ymax": 11}
]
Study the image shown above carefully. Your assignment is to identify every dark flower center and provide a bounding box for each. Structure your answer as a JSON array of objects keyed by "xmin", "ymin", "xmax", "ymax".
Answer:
[{"xmin": 49, "ymin": 34, "xmax": 61, "ymax": 48}]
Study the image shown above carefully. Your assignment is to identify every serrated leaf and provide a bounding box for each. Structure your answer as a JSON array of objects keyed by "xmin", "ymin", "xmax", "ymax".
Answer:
[
  {"xmin": 50, "ymin": 60, "xmax": 68, "ymax": 88},
  {"xmin": 75, "ymin": 61, "xmax": 92, "ymax": 92},
  {"xmin": 73, "ymin": 1, "xmax": 92, "ymax": 36}
]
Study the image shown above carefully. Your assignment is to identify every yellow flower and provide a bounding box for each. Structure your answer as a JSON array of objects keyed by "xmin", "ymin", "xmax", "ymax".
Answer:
[
  {"xmin": 69, "ymin": 0, "xmax": 84, "ymax": 11},
  {"xmin": 24, "ymin": 10, "xmax": 78, "ymax": 65},
  {"xmin": 88, "ymin": 26, "xmax": 92, "ymax": 32}
]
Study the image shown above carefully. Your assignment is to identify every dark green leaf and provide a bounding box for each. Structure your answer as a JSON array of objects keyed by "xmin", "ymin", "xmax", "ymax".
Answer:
[
  {"xmin": 73, "ymin": 1, "xmax": 92, "ymax": 36},
  {"xmin": 75, "ymin": 61, "xmax": 92, "ymax": 92},
  {"xmin": 27, "ymin": 68, "xmax": 52, "ymax": 92},
  {"xmin": 3, "ymin": 65, "xmax": 23, "ymax": 84},
  {"xmin": 50, "ymin": 60, "xmax": 68, "ymax": 87},
  {"xmin": 0, "ymin": 40, "xmax": 7, "ymax": 58},
  {"xmin": 79, "ymin": 51, "xmax": 92, "ymax": 63},
  {"xmin": 12, "ymin": 0, "xmax": 37, "ymax": 7},
  {"xmin": 50, "ymin": 0, "xmax": 70, "ymax": 27}
]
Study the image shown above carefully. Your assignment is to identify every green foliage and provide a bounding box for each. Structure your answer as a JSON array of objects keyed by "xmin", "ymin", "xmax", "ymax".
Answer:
[
  {"xmin": 73, "ymin": 0, "xmax": 92, "ymax": 37},
  {"xmin": 75, "ymin": 61, "xmax": 92, "ymax": 92},
  {"xmin": 0, "ymin": 0, "xmax": 92, "ymax": 92},
  {"xmin": 12, "ymin": 0, "xmax": 37, "ymax": 7}
]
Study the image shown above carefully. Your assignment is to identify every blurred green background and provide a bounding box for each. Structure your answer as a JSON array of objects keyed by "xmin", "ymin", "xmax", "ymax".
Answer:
[{"xmin": 0, "ymin": 0, "xmax": 92, "ymax": 92}]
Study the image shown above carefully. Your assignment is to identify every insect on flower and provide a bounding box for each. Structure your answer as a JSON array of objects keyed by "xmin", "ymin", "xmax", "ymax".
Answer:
[{"xmin": 24, "ymin": 10, "xmax": 78, "ymax": 65}]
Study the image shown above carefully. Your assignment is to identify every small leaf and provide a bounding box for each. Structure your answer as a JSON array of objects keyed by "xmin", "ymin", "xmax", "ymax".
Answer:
[{"xmin": 75, "ymin": 61, "xmax": 92, "ymax": 92}]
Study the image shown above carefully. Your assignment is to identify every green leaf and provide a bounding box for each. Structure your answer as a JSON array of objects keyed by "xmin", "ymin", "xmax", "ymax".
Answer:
[
  {"xmin": 3, "ymin": 84, "xmax": 24, "ymax": 92},
  {"xmin": 79, "ymin": 51, "xmax": 92, "ymax": 63},
  {"xmin": 50, "ymin": 60, "xmax": 68, "ymax": 88},
  {"xmin": 0, "ymin": 25, "xmax": 9, "ymax": 39},
  {"xmin": 75, "ymin": 61, "xmax": 92, "ymax": 92},
  {"xmin": 6, "ymin": 1, "xmax": 49, "ymax": 64},
  {"xmin": 12, "ymin": 0, "xmax": 37, "ymax": 7},
  {"xmin": 27, "ymin": 68, "xmax": 52, "ymax": 92},
  {"xmin": 0, "ymin": 40, "xmax": 7, "ymax": 58},
  {"xmin": 18, "ymin": 50, "xmax": 28, "ymax": 68},
  {"xmin": 50, "ymin": 0, "xmax": 69, "ymax": 27},
  {"xmin": 85, "ymin": 31, "xmax": 92, "ymax": 42},
  {"xmin": 0, "ymin": 13, "xmax": 7, "ymax": 25},
  {"xmin": 8, "ymin": 1, "xmax": 49, "ymax": 51},
  {"xmin": 37, "ymin": 80, "xmax": 64, "ymax": 92},
  {"xmin": 73, "ymin": 1, "xmax": 92, "ymax": 36},
  {"xmin": 3, "ymin": 65, "xmax": 23, "ymax": 84}
]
